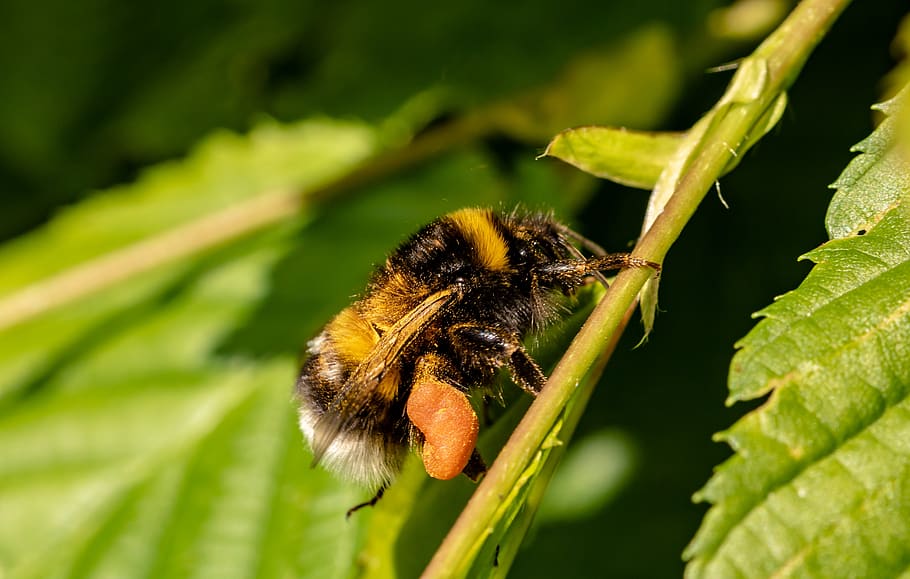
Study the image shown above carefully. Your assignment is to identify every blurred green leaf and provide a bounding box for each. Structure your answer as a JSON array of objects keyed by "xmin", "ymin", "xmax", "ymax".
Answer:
[
  {"xmin": 685, "ymin": 88, "xmax": 910, "ymax": 578},
  {"xmin": 490, "ymin": 26, "xmax": 684, "ymax": 144},
  {"xmin": 0, "ymin": 240, "xmax": 366, "ymax": 578},
  {"xmin": 0, "ymin": 0, "xmax": 716, "ymax": 241},
  {"xmin": 0, "ymin": 119, "xmax": 377, "ymax": 294},
  {"xmin": 281, "ymin": 3, "xmax": 700, "ymax": 123},
  {"xmin": 0, "ymin": 119, "xmax": 376, "ymax": 406},
  {"xmin": 0, "ymin": 0, "xmax": 323, "ymax": 238},
  {"xmin": 536, "ymin": 428, "xmax": 638, "ymax": 522},
  {"xmin": 886, "ymin": 15, "xmax": 910, "ymax": 163}
]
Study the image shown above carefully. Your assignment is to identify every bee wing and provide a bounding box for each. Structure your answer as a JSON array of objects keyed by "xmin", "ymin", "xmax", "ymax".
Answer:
[{"xmin": 310, "ymin": 286, "xmax": 461, "ymax": 466}]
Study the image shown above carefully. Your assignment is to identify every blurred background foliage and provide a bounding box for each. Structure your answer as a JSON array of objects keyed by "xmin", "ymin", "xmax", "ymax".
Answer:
[{"xmin": 0, "ymin": 0, "xmax": 907, "ymax": 577}]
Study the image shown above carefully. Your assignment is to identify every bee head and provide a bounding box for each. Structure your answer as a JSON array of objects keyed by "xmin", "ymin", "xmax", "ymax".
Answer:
[{"xmin": 503, "ymin": 212, "xmax": 570, "ymax": 269}]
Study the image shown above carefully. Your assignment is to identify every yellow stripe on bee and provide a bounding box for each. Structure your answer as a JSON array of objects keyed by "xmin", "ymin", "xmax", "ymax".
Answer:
[
  {"xmin": 326, "ymin": 306, "xmax": 379, "ymax": 364},
  {"xmin": 447, "ymin": 208, "xmax": 510, "ymax": 271}
]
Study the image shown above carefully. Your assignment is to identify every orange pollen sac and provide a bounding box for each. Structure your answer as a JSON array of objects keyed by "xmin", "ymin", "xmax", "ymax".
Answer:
[{"xmin": 406, "ymin": 379, "xmax": 480, "ymax": 480}]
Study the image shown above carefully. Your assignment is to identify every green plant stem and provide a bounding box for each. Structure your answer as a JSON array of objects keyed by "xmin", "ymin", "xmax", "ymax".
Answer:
[
  {"xmin": 487, "ymin": 302, "xmax": 635, "ymax": 575},
  {"xmin": 422, "ymin": 0, "xmax": 851, "ymax": 575}
]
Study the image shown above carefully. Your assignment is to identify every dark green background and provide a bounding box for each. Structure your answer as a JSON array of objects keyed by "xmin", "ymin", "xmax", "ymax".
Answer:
[{"xmin": 0, "ymin": 0, "xmax": 905, "ymax": 576}]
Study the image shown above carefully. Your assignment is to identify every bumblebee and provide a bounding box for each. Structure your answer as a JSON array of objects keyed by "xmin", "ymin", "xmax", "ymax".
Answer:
[{"xmin": 295, "ymin": 207, "xmax": 657, "ymax": 508}]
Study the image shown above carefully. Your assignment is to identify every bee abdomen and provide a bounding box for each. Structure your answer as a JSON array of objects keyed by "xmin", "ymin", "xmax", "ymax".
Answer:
[{"xmin": 297, "ymin": 400, "xmax": 406, "ymax": 487}]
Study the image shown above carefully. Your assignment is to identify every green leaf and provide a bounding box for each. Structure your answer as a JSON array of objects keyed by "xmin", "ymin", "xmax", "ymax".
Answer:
[
  {"xmin": 827, "ymin": 89, "xmax": 910, "ymax": 238},
  {"xmin": 542, "ymin": 58, "xmax": 787, "ymax": 191},
  {"xmin": 685, "ymin": 89, "xmax": 910, "ymax": 577},
  {"xmin": 543, "ymin": 127, "xmax": 683, "ymax": 189}
]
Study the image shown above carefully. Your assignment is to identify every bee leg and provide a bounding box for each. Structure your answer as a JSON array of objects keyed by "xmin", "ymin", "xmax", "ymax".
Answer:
[
  {"xmin": 345, "ymin": 485, "xmax": 386, "ymax": 518},
  {"xmin": 449, "ymin": 325, "xmax": 547, "ymax": 396},
  {"xmin": 508, "ymin": 346, "xmax": 547, "ymax": 395},
  {"xmin": 537, "ymin": 254, "xmax": 660, "ymax": 289}
]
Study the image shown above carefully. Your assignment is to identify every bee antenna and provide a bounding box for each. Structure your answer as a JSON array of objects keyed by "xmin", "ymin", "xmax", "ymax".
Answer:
[{"xmin": 557, "ymin": 224, "xmax": 608, "ymax": 257}]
